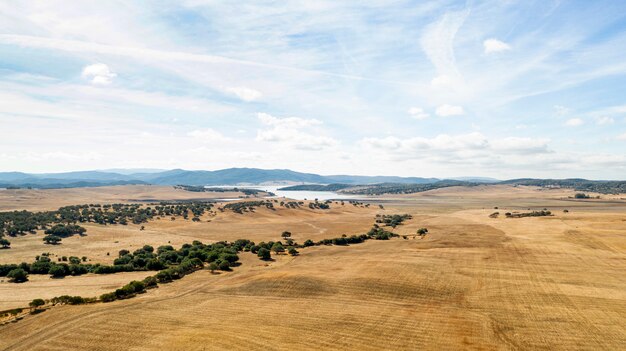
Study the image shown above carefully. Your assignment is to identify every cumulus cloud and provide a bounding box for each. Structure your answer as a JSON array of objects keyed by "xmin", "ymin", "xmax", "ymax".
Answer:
[
  {"xmin": 81, "ymin": 63, "xmax": 116, "ymax": 85},
  {"xmin": 256, "ymin": 112, "xmax": 336, "ymax": 150},
  {"xmin": 407, "ymin": 107, "xmax": 429, "ymax": 120},
  {"xmin": 565, "ymin": 118, "xmax": 584, "ymax": 127},
  {"xmin": 483, "ymin": 38, "xmax": 511, "ymax": 53},
  {"xmin": 436, "ymin": 104, "xmax": 464, "ymax": 117},
  {"xmin": 225, "ymin": 86, "xmax": 262, "ymax": 101}
]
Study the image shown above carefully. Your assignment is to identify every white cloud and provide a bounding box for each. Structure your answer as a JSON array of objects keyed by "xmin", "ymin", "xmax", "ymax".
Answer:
[
  {"xmin": 361, "ymin": 133, "xmax": 550, "ymax": 157},
  {"xmin": 187, "ymin": 128, "xmax": 230, "ymax": 142},
  {"xmin": 436, "ymin": 104, "xmax": 464, "ymax": 117},
  {"xmin": 407, "ymin": 107, "xmax": 429, "ymax": 120},
  {"xmin": 617, "ymin": 132, "xmax": 626, "ymax": 141},
  {"xmin": 565, "ymin": 118, "xmax": 584, "ymax": 127},
  {"xmin": 491, "ymin": 137, "xmax": 550, "ymax": 154},
  {"xmin": 420, "ymin": 10, "xmax": 469, "ymax": 84},
  {"xmin": 483, "ymin": 38, "xmax": 511, "ymax": 53},
  {"xmin": 81, "ymin": 63, "xmax": 116, "ymax": 85},
  {"xmin": 257, "ymin": 112, "xmax": 322, "ymax": 128},
  {"xmin": 225, "ymin": 86, "xmax": 262, "ymax": 101},
  {"xmin": 595, "ymin": 116, "xmax": 614, "ymax": 125},
  {"xmin": 256, "ymin": 113, "xmax": 336, "ymax": 150}
]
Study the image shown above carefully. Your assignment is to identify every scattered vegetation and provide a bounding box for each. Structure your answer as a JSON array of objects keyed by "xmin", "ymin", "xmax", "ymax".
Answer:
[
  {"xmin": 376, "ymin": 214, "xmax": 412, "ymax": 228},
  {"xmin": 505, "ymin": 210, "xmax": 552, "ymax": 218}
]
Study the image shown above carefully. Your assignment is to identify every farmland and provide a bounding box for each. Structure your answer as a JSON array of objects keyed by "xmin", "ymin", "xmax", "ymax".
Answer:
[{"xmin": 0, "ymin": 185, "xmax": 624, "ymax": 350}]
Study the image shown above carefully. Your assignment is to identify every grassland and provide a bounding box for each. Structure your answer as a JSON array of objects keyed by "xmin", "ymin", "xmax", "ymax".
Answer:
[{"xmin": 0, "ymin": 185, "xmax": 624, "ymax": 350}]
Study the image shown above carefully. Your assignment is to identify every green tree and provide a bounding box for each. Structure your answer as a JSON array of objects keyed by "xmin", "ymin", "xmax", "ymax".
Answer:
[
  {"xmin": 29, "ymin": 298, "xmax": 45, "ymax": 309},
  {"xmin": 0, "ymin": 238, "xmax": 10, "ymax": 248},
  {"xmin": 417, "ymin": 228, "xmax": 428, "ymax": 236},
  {"xmin": 271, "ymin": 242, "xmax": 285, "ymax": 254},
  {"xmin": 49, "ymin": 264, "xmax": 68, "ymax": 278},
  {"xmin": 208, "ymin": 262, "xmax": 218, "ymax": 273},
  {"xmin": 7, "ymin": 268, "xmax": 28, "ymax": 283},
  {"xmin": 257, "ymin": 248, "xmax": 271, "ymax": 260},
  {"xmin": 288, "ymin": 247, "xmax": 299, "ymax": 256},
  {"xmin": 43, "ymin": 235, "xmax": 62, "ymax": 245}
]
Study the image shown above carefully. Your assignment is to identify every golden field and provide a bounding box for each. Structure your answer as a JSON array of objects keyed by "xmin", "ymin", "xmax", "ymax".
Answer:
[{"xmin": 0, "ymin": 185, "xmax": 624, "ymax": 350}]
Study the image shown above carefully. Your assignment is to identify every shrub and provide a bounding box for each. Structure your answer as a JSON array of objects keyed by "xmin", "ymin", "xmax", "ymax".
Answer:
[
  {"xmin": 288, "ymin": 247, "xmax": 299, "ymax": 256},
  {"xmin": 100, "ymin": 292, "xmax": 116, "ymax": 303},
  {"xmin": 143, "ymin": 276, "xmax": 158, "ymax": 288}
]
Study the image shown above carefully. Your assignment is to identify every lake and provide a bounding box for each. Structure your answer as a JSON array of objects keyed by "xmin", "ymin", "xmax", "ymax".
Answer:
[{"xmin": 205, "ymin": 185, "xmax": 363, "ymax": 201}]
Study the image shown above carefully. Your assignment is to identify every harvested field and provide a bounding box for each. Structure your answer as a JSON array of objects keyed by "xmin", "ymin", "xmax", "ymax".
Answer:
[{"xmin": 0, "ymin": 185, "xmax": 624, "ymax": 350}]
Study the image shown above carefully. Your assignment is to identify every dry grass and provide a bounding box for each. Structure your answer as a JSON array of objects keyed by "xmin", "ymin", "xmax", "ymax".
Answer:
[{"xmin": 0, "ymin": 185, "xmax": 624, "ymax": 350}]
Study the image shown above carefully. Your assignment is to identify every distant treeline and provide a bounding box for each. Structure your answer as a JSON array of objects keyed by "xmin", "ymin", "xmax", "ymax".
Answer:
[
  {"xmin": 174, "ymin": 185, "xmax": 274, "ymax": 196},
  {"xmin": 278, "ymin": 184, "xmax": 354, "ymax": 192},
  {"xmin": 281, "ymin": 179, "xmax": 626, "ymax": 195},
  {"xmin": 340, "ymin": 180, "xmax": 477, "ymax": 195},
  {"xmin": 501, "ymin": 179, "xmax": 626, "ymax": 194}
]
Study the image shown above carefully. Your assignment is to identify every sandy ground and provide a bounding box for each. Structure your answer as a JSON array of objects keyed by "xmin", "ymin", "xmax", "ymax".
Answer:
[{"xmin": 0, "ymin": 185, "xmax": 624, "ymax": 350}]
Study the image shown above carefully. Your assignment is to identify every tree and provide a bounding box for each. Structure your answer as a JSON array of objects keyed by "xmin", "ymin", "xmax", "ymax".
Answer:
[
  {"xmin": 208, "ymin": 262, "xmax": 218, "ymax": 273},
  {"xmin": 257, "ymin": 248, "xmax": 271, "ymax": 260},
  {"xmin": 49, "ymin": 264, "xmax": 68, "ymax": 278},
  {"xmin": 29, "ymin": 299, "xmax": 45, "ymax": 309},
  {"xmin": 7, "ymin": 268, "xmax": 28, "ymax": 283},
  {"xmin": 0, "ymin": 238, "xmax": 10, "ymax": 249},
  {"xmin": 288, "ymin": 247, "xmax": 299, "ymax": 256},
  {"xmin": 43, "ymin": 235, "xmax": 61, "ymax": 245},
  {"xmin": 218, "ymin": 261, "xmax": 230, "ymax": 271},
  {"xmin": 417, "ymin": 228, "xmax": 428, "ymax": 236},
  {"xmin": 271, "ymin": 242, "xmax": 285, "ymax": 254},
  {"xmin": 281, "ymin": 231, "xmax": 292, "ymax": 239}
]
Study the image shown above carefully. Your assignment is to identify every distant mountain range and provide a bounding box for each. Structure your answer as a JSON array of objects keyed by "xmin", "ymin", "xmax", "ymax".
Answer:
[
  {"xmin": 0, "ymin": 168, "xmax": 622, "ymax": 194},
  {"xmin": 0, "ymin": 168, "xmax": 443, "ymax": 189}
]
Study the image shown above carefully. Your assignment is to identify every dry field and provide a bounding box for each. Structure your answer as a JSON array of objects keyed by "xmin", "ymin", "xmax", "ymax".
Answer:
[
  {"xmin": 0, "ymin": 185, "xmax": 256, "ymax": 211},
  {"xmin": 0, "ymin": 185, "xmax": 625, "ymax": 350}
]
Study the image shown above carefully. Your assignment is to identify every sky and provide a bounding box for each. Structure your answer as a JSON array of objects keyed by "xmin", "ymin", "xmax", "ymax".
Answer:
[{"xmin": 1, "ymin": 0, "xmax": 625, "ymax": 179}]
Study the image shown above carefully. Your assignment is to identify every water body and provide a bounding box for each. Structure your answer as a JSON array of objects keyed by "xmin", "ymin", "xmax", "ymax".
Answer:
[{"xmin": 205, "ymin": 185, "xmax": 360, "ymax": 201}]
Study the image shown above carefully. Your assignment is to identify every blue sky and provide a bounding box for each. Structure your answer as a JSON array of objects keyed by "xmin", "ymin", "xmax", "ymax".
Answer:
[{"xmin": 0, "ymin": 0, "xmax": 625, "ymax": 179}]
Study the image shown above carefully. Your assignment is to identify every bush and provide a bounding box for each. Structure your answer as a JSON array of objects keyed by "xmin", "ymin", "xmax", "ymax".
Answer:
[
  {"xmin": 100, "ymin": 292, "xmax": 116, "ymax": 303},
  {"xmin": 143, "ymin": 276, "xmax": 158, "ymax": 288},
  {"xmin": 288, "ymin": 247, "xmax": 299, "ymax": 256},
  {"xmin": 7, "ymin": 268, "xmax": 28, "ymax": 283}
]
